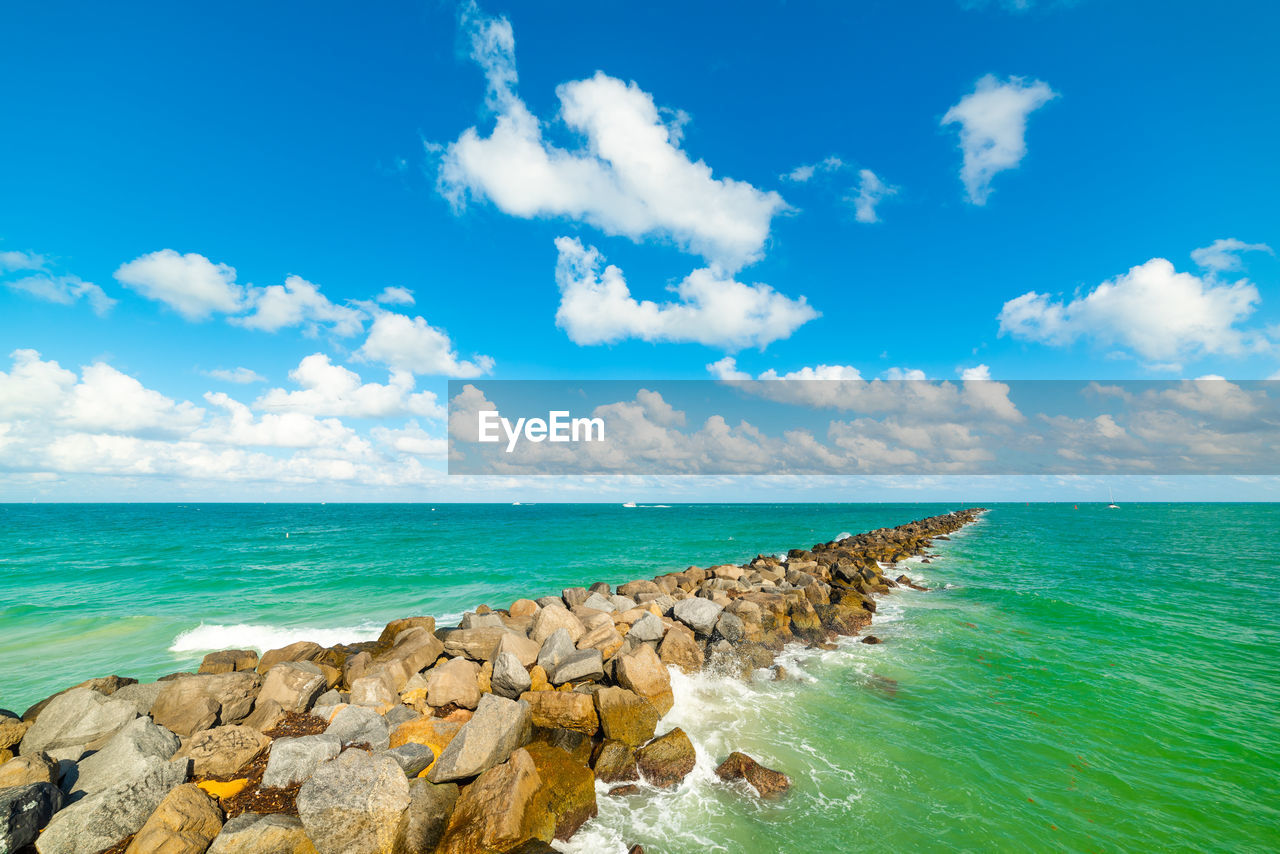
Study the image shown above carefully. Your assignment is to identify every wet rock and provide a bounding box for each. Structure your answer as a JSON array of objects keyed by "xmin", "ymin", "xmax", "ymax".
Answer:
[
  {"xmin": 386, "ymin": 742, "xmax": 435, "ymax": 777},
  {"xmin": 36, "ymin": 758, "xmax": 187, "ymax": 854},
  {"xmin": 427, "ymin": 694, "xmax": 531, "ymax": 784},
  {"xmin": 520, "ymin": 692, "xmax": 598, "ymax": 735},
  {"xmin": 713, "ymin": 611, "xmax": 746, "ymax": 644},
  {"xmin": 528, "ymin": 727, "xmax": 593, "ymax": 767},
  {"xmin": 124, "ymin": 782, "xmax": 223, "ymax": 854},
  {"xmin": 325, "ymin": 705, "xmax": 390, "ymax": 750},
  {"xmin": 207, "ymin": 813, "xmax": 318, "ymax": 853},
  {"xmin": 20, "ymin": 688, "xmax": 138, "ymax": 756},
  {"xmin": 529, "ymin": 606, "xmax": 585, "ymax": 645},
  {"xmin": 425, "ymin": 658, "xmax": 481, "ymax": 710},
  {"xmin": 673, "ymin": 598, "xmax": 724, "ymax": 636},
  {"xmin": 397, "ymin": 778, "xmax": 458, "ymax": 853},
  {"xmin": 258, "ymin": 663, "xmax": 327, "ymax": 715},
  {"xmin": 491, "ymin": 651, "xmax": 533, "ymax": 699},
  {"xmin": 524, "ymin": 743, "xmax": 597, "ymax": 840},
  {"xmin": 658, "ymin": 623, "xmax": 704, "ymax": 674},
  {"xmin": 260, "ymin": 735, "xmax": 341, "ymax": 788},
  {"xmin": 861, "ymin": 635, "xmax": 882, "ymax": 644},
  {"xmin": 635, "ymin": 728, "xmax": 695, "ymax": 789},
  {"xmin": 549, "ymin": 649, "xmax": 604, "ymax": 685},
  {"xmin": 199, "ymin": 649, "xmax": 259, "ymax": 675},
  {"xmin": 607, "ymin": 784, "xmax": 641, "ymax": 797},
  {"xmin": 593, "ymin": 687, "xmax": 658, "ymax": 748},
  {"xmin": 256, "ymin": 641, "xmax": 326, "ymax": 675},
  {"xmin": 715, "ymin": 751, "xmax": 791, "ymax": 797},
  {"xmin": 591, "ymin": 740, "xmax": 638, "ymax": 783},
  {"xmin": 296, "ymin": 749, "xmax": 411, "ymax": 854},
  {"xmin": 434, "ymin": 749, "xmax": 549, "ymax": 854},
  {"xmin": 151, "ymin": 673, "xmax": 260, "ymax": 737},
  {"xmin": 613, "ymin": 644, "xmax": 674, "ymax": 717},
  {"xmin": 1, "ymin": 783, "xmax": 63, "ymax": 853}
]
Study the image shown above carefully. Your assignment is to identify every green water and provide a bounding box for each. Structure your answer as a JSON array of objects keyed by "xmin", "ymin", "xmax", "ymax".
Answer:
[{"xmin": 1, "ymin": 503, "xmax": 1277, "ymax": 852}]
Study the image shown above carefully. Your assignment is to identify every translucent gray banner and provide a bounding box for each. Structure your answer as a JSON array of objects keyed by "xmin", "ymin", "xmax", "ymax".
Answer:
[{"xmin": 447, "ymin": 379, "xmax": 1280, "ymax": 475}]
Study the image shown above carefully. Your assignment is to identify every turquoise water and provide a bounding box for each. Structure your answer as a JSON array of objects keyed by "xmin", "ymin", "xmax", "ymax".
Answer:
[{"xmin": 2, "ymin": 503, "xmax": 1278, "ymax": 852}]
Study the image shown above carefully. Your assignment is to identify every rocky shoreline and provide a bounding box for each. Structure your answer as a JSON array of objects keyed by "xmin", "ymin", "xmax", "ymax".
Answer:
[{"xmin": 0, "ymin": 508, "xmax": 986, "ymax": 854}]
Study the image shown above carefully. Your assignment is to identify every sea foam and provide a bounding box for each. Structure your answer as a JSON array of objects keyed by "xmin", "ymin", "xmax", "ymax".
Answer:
[{"xmin": 169, "ymin": 621, "xmax": 383, "ymax": 654}]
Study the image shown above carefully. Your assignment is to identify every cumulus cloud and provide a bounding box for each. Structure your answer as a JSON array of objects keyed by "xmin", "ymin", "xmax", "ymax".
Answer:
[
  {"xmin": 959, "ymin": 364, "xmax": 993, "ymax": 381},
  {"xmin": 554, "ymin": 237, "xmax": 817, "ymax": 349},
  {"xmin": 376, "ymin": 286, "xmax": 415, "ymax": 306},
  {"xmin": 1190, "ymin": 238, "xmax": 1273, "ymax": 273},
  {"xmin": 1, "ymin": 250, "xmax": 116, "ymax": 316},
  {"xmin": 203, "ymin": 367, "xmax": 266, "ymax": 384},
  {"xmin": 235, "ymin": 275, "xmax": 364, "ymax": 336},
  {"xmin": 355, "ymin": 312, "xmax": 494, "ymax": 378},
  {"xmin": 114, "ymin": 249, "xmax": 245, "ymax": 320},
  {"xmin": 438, "ymin": 6, "xmax": 787, "ymax": 273},
  {"xmin": 850, "ymin": 169, "xmax": 897, "ymax": 223},
  {"xmin": 998, "ymin": 256, "xmax": 1263, "ymax": 362},
  {"xmin": 256, "ymin": 353, "xmax": 445, "ymax": 418},
  {"xmin": 942, "ymin": 74, "xmax": 1057, "ymax": 204},
  {"xmin": 371, "ymin": 420, "xmax": 448, "ymax": 459}
]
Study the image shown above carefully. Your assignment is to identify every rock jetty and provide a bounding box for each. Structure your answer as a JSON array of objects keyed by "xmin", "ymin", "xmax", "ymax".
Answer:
[{"xmin": 0, "ymin": 508, "xmax": 984, "ymax": 854}]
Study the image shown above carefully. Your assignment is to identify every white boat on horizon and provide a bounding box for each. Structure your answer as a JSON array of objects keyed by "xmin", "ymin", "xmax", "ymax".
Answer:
[{"xmin": 1108, "ymin": 487, "xmax": 1119, "ymax": 509}]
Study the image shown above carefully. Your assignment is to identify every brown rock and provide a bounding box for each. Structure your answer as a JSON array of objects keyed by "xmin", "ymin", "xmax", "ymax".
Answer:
[
  {"xmin": 658, "ymin": 623, "xmax": 704, "ymax": 674},
  {"xmin": 714, "ymin": 751, "xmax": 791, "ymax": 797},
  {"xmin": 178, "ymin": 725, "xmax": 271, "ymax": 777},
  {"xmin": 861, "ymin": 635, "xmax": 882, "ymax": 644},
  {"xmin": 592, "ymin": 687, "xmax": 658, "ymax": 748},
  {"xmin": 435, "ymin": 749, "xmax": 552, "ymax": 854},
  {"xmin": 198, "ymin": 649, "xmax": 259, "ymax": 675},
  {"xmin": 425, "ymin": 658, "xmax": 481, "ymax": 710},
  {"xmin": 613, "ymin": 644, "xmax": 674, "ymax": 716},
  {"xmin": 524, "ymin": 743, "xmax": 598, "ymax": 841},
  {"xmin": 495, "ymin": 632, "xmax": 541, "ymax": 668},
  {"xmin": 592, "ymin": 740, "xmax": 638, "ymax": 783},
  {"xmin": 125, "ymin": 783, "xmax": 224, "ymax": 854},
  {"xmin": 257, "ymin": 641, "xmax": 326, "ymax": 674},
  {"xmin": 528, "ymin": 666, "xmax": 550, "ymax": 693},
  {"xmin": 608, "ymin": 784, "xmax": 642, "ymax": 797},
  {"xmin": 508, "ymin": 599, "xmax": 540, "ymax": 619},
  {"xmin": 575, "ymin": 622, "xmax": 624, "ymax": 661},
  {"xmin": 635, "ymin": 728, "xmax": 695, "ymax": 789},
  {"xmin": 0, "ymin": 714, "xmax": 31, "ymax": 750},
  {"xmin": 520, "ymin": 692, "xmax": 598, "ymax": 735},
  {"xmin": 377, "ymin": 616, "xmax": 436, "ymax": 646},
  {"xmin": 152, "ymin": 672, "xmax": 261, "ymax": 736},
  {"xmin": 0, "ymin": 750, "xmax": 58, "ymax": 787},
  {"xmin": 242, "ymin": 698, "xmax": 286, "ymax": 733}
]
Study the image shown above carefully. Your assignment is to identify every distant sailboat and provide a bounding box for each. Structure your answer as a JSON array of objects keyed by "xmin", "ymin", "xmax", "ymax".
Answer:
[{"xmin": 1108, "ymin": 487, "xmax": 1120, "ymax": 509}]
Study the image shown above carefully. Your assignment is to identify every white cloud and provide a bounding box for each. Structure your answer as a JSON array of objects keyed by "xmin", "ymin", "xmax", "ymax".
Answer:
[
  {"xmin": 0, "ymin": 349, "xmax": 77, "ymax": 419},
  {"xmin": 115, "ymin": 249, "xmax": 245, "ymax": 320},
  {"xmin": 2, "ymin": 250, "xmax": 116, "ymax": 315},
  {"xmin": 256, "ymin": 353, "xmax": 445, "ymax": 418},
  {"xmin": 850, "ymin": 169, "xmax": 896, "ymax": 223},
  {"xmin": 194, "ymin": 392, "xmax": 359, "ymax": 449},
  {"xmin": 203, "ymin": 367, "xmax": 266, "ymax": 384},
  {"xmin": 1190, "ymin": 238, "xmax": 1273, "ymax": 273},
  {"xmin": 998, "ymin": 256, "xmax": 1263, "ymax": 361},
  {"xmin": 783, "ymin": 156, "xmax": 844, "ymax": 183},
  {"xmin": 439, "ymin": 5, "xmax": 786, "ymax": 272},
  {"xmin": 235, "ymin": 275, "xmax": 364, "ymax": 336},
  {"xmin": 942, "ymin": 74, "xmax": 1057, "ymax": 204},
  {"xmin": 554, "ymin": 237, "xmax": 817, "ymax": 349},
  {"xmin": 63, "ymin": 362, "xmax": 205, "ymax": 435},
  {"xmin": 0, "ymin": 250, "xmax": 45, "ymax": 272},
  {"xmin": 959, "ymin": 364, "xmax": 992, "ymax": 381},
  {"xmin": 882, "ymin": 367, "xmax": 928, "ymax": 380},
  {"xmin": 370, "ymin": 420, "xmax": 447, "ymax": 458},
  {"xmin": 356, "ymin": 313, "xmax": 494, "ymax": 378},
  {"xmin": 376, "ymin": 286, "xmax": 415, "ymax": 306}
]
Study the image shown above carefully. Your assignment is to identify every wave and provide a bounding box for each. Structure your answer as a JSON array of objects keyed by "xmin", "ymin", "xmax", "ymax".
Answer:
[{"xmin": 169, "ymin": 621, "xmax": 383, "ymax": 654}]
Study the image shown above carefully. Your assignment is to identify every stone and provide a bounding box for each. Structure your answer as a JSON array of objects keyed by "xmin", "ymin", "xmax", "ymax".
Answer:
[
  {"xmin": 520, "ymin": 691, "xmax": 598, "ymax": 735},
  {"xmin": 714, "ymin": 611, "xmax": 746, "ymax": 643},
  {"xmin": 434, "ymin": 749, "xmax": 550, "ymax": 854},
  {"xmin": 151, "ymin": 673, "xmax": 261, "ymax": 737},
  {"xmin": 112, "ymin": 682, "xmax": 166, "ymax": 717},
  {"xmin": 296, "ymin": 749, "xmax": 411, "ymax": 854},
  {"xmin": 560, "ymin": 587, "xmax": 591, "ymax": 609},
  {"xmin": 196, "ymin": 779, "xmax": 248, "ymax": 800},
  {"xmin": 427, "ymin": 694, "xmax": 531, "ymax": 783},
  {"xmin": 70, "ymin": 715, "xmax": 181, "ymax": 796},
  {"xmin": 260, "ymin": 735, "xmax": 341, "ymax": 788},
  {"xmin": 385, "ymin": 705, "xmax": 418, "ymax": 728},
  {"xmin": 528, "ymin": 665, "xmax": 549, "ymax": 693},
  {"xmin": 714, "ymin": 751, "xmax": 791, "ymax": 797},
  {"xmin": 389, "ymin": 716, "xmax": 463, "ymax": 761},
  {"xmin": 635, "ymin": 728, "xmax": 696, "ymax": 789},
  {"xmin": 199, "ymin": 649, "xmax": 259, "ymax": 675},
  {"xmin": 386, "ymin": 742, "xmax": 435, "ymax": 777},
  {"xmin": 580, "ymin": 592, "xmax": 615, "ymax": 613},
  {"xmin": 508, "ymin": 599, "xmax": 540, "ymax": 619},
  {"xmin": 609, "ymin": 595, "xmax": 638, "ymax": 612},
  {"xmin": 439, "ymin": 627, "xmax": 507, "ymax": 661},
  {"xmin": 549, "ymin": 649, "xmax": 604, "ymax": 685},
  {"xmin": 175, "ymin": 725, "xmax": 270, "ymax": 778},
  {"xmin": 1, "ymin": 783, "xmax": 63, "ymax": 854},
  {"xmin": 491, "ymin": 651, "xmax": 533, "ymax": 699},
  {"xmin": 374, "ymin": 628, "xmax": 445, "ymax": 688},
  {"xmin": 658, "ymin": 623, "xmax": 705, "ymax": 674},
  {"xmin": 672, "ymin": 598, "xmax": 723, "ymax": 636},
  {"xmin": 524, "ymin": 743, "xmax": 597, "ymax": 841},
  {"xmin": 529, "ymin": 728, "xmax": 592, "ymax": 767},
  {"xmin": 124, "ymin": 783, "xmax": 223, "ymax": 854},
  {"xmin": 593, "ymin": 687, "xmax": 658, "ymax": 748},
  {"xmin": 607, "ymin": 784, "xmax": 642, "ymax": 797},
  {"xmin": 258, "ymin": 663, "xmax": 327, "ymax": 714},
  {"xmin": 861, "ymin": 635, "xmax": 882, "ymax": 644},
  {"xmin": 0, "ymin": 751, "xmax": 58, "ymax": 788},
  {"xmin": 256, "ymin": 641, "xmax": 325, "ymax": 675},
  {"xmin": 592, "ymin": 740, "xmax": 638, "ymax": 783},
  {"xmin": 494, "ymin": 632, "xmax": 541, "ymax": 668},
  {"xmin": 0, "ymin": 714, "xmax": 29, "ymax": 751},
  {"xmin": 575, "ymin": 622, "xmax": 624, "ymax": 660},
  {"xmin": 617, "ymin": 580, "xmax": 660, "ymax": 599},
  {"xmin": 613, "ymin": 644, "xmax": 674, "ymax": 716},
  {"xmin": 36, "ymin": 758, "xmax": 187, "ymax": 854},
  {"xmin": 348, "ymin": 670, "xmax": 398, "ymax": 712},
  {"xmin": 529, "ymin": 606, "xmax": 585, "ymax": 645},
  {"xmin": 19, "ymin": 688, "xmax": 138, "ymax": 756},
  {"xmin": 325, "ymin": 704, "xmax": 390, "ymax": 750},
  {"xmin": 241, "ymin": 699, "xmax": 285, "ymax": 733},
  {"xmin": 626, "ymin": 612, "xmax": 666, "ymax": 643},
  {"xmin": 460, "ymin": 612, "xmax": 505, "ymax": 630},
  {"xmin": 425, "ymin": 658, "xmax": 481, "ymax": 710},
  {"xmin": 207, "ymin": 813, "xmax": 319, "ymax": 854},
  {"xmin": 377, "ymin": 616, "xmax": 436, "ymax": 646},
  {"xmin": 397, "ymin": 778, "xmax": 458, "ymax": 854},
  {"xmin": 535, "ymin": 628, "xmax": 575, "ymax": 675}
]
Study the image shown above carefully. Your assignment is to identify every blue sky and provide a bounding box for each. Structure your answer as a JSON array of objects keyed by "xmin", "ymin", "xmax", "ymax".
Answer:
[{"xmin": 1, "ymin": 0, "xmax": 1278, "ymax": 500}]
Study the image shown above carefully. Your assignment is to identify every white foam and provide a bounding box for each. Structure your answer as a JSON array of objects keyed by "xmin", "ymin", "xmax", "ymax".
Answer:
[
  {"xmin": 834, "ymin": 531, "xmax": 852, "ymax": 541},
  {"xmin": 169, "ymin": 621, "xmax": 383, "ymax": 654}
]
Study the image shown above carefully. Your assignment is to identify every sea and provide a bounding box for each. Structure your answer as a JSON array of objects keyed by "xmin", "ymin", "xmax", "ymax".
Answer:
[{"xmin": 1, "ymin": 502, "xmax": 1276, "ymax": 852}]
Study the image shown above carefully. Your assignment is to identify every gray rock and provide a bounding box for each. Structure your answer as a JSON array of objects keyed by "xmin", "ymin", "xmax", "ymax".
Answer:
[
  {"xmin": 714, "ymin": 611, "xmax": 746, "ymax": 643},
  {"xmin": 610, "ymin": 595, "xmax": 638, "ymax": 612},
  {"xmin": 534, "ymin": 596, "xmax": 563, "ymax": 609},
  {"xmin": 296, "ymin": 750, "xmax": 411, "ymax": 854},
  {"xmin": 459, "ymin": 612, "xmax": 504, "ymax": 630},
  {"xmin": 19, "ymin": 688, "xmax": 138, "ymax": 757},
  {"xmin": 673, "ymin": 597, "xmax": 724, "ymax": 636},
  {"xmin": 561, "ymin": 587, "xmax": 590, "ymax": 609},
  {"xmin": 325, "ymin": 705, "xmax": 390, "ymax": 750},
  {"xmin": 314, "ymin": 688, "xmax": 342, "ymax": 707},
  {"xmin": 177, "ymin": 724, "xmax": 271, "ymax": 778},
  {"xmin": 150, "ymin": 672, "xmax": 261, "ymax": 736},
  {"xmin": 1, "ymin": 783, "xmax": 64, "ymax": 854},
  {"xmin": 490, "ymin": 651, "xmax": 532, "ymax": 699},
  {"xmin": 627, "ymin": 612, "xmax": 666, "ymax": 643},
  {"xmin": 580, "ymin": 592, "xmax": 615, "ymax": 613},
  {"xmin": 535, "ymin": 628, "xmax": 575, "ymax": 674},
  {"xmin": 398, "ymin": 779, "xmax": 458, "ymax": 854},
  {"xmin": 385, "ymin": 704, "xmax": 418, "ymax": 728},
  {"xmin": 426, "ymin": 694, "xmax": 531, "ymax": 783},
  {"xmin": 260, "ymin": 734, "xmax": 341, "ymax": 788},
  {"xmin": 550, "ymin": 649, "xmax": 605, "ymax": 685},
  {"xmin": 386, "ymin": 742, "xmax": 435, "ymax": 777},
  {"xmin": 35, "ymin": 758, "xmax": 186, "ymax": 854},
  {"xmin": 68, "ymin": 715, "xmax": 180, "ymax": 798},
  {"xmin": 110, "ymin": 682, "xmax": 164, "ymax": 717},
  {"xmin": 207, "ymin": 813, "xmax": 314, "ymax": 853},
  {"xmin": 258, "ymin": 663, "xmax": 326, "ymax": 714},
  {"xmin": 439, "ymin": 627, "xmax": 508, "ymax": 661}
]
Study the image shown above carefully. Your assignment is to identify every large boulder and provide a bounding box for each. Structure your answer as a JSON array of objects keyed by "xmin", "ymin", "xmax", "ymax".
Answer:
[
  {"xmin": 714, "ymin": 751, "xmax": 791, "ymax": 797},
  {"xmin": 256, "ymin": 641, "xmax": 326, "ymax": 675},
  {"xmin": 151, "ymin": 673, "xmax": 261, "ymax": 737},
  {"xmin": 424, "ymin": 658, "xmax": 481, "ymax": 710},
  {"xmin": 427, "ymin": 694, "xmax": 531, "ymax": 784},
  {"xmin": 658, "ymin": 623, "xmax": 705, "ymax": 674},
  {"xmin": 635, "ymin": 728, "xmax": 696, "ymax": 789},
  {"xmin": 524, "ymin": 743, "xmax": 597, "ymax": 841},
  {"xmin": 613, "ymin": 644, "xmax": 674, "ymax": 716},
  {"xmin": 69, "ymin": 715, "xmax": 181, "ymax": 797},
  {"xmin": 535, "ymin": 629, "xmax": 574, "ymax": 676},
  {"xmin": 19, "ymin": 688, "xmax": 138, "ymax": 756},
  {"xmin": 0, "ymin": 752, "xmax": 58, "ymax": 788},
  {"xmin": 377, "ymin": 616, "xmax": 436, "ymax": 646},
  {"xmin": 626, "ymin": 612, "xmax": 666, "ymax": 643},
  {"xmin": 549, "ymin": 649, "xmax": 603, "ymax": 685},
  {"xmin": 494, "ymin": 632, "xmax": 540, "ymax": 668},
  {"xmin": 434, "ymin": 749, "xmax": 550, "ymax": 854},
  {"xmin": 491, "ymin": 652, "xmax": 532, "ymax": 699},
  {"xmin": 112, "ymin": 682, "xmax": 166, "ymax": 717},
  {"xmin": 575, "ymin": 623, "xmax": 624, "ymax": 661},
  {"xmin": 375, "ymin": 627, "xmax": 445, "ymax": 686},
  {"xmin": 258, "ymin": 663, "xmax": 326, "ymax": 714},
  {"xmin": 325, "ymin": 705, "xmax": 391, "ymax": 750},
  {"xmin": 124, "ymin": 783, "xmax": 223, "ymax": 854},
  {"xmin": 529, "ymin": 607, "xmax": 585, "ymax": 645},
  {"xmin": 199, "ymin": 649, "xmax": 259, "ymax": 675},
  {"xmin": 207, "ymin": 813, "xmax": 319, "ymax": 854},
  {"xmin": 672, "ymin": 598, "xmax": 723, "ymax": 636},
  {"xmin": 396, "ymin": 778, "xmax": 458, "ymax": 854},
  {"xmin": 592, "ymin": 740, "xmax": 638, "ymax": 783},
  {"xmin": 260, "ymin": 735, "xmax": 341, "ymax": 789},
  {"xmin": 1, "ymin": 783, "xmax": 63, "ymax": 854},
  {"xmin": 36, "ymin": 758, "xmax": 187, "ymax": 854},
  {"xmin": 386, "ymin": 742, "xmax": 435, "ymax": 778},
  {"xmin": 521, "ymin": 692, "xmax": 598, "ymax": 735},
  {"xmin": 348, "ymin": 670, "xmax": 398, "ymax": 712},
  {"xmin": 439, "ymin": 627, "xmax": 507, "ymax": 662},
  {"xmin": 593, "ymin": 687, "xmax": 658, "ymax": 748},
  {"xmin": 0, "ymin": 714, "xmax": 28, "ymax": 752},
  {"xmin": 296, "ymin": 750, "xmax": 411, "ymax": 854},
  {"xmin": 177, "ymin": 725, "xmax": 270, "ymax": 778}
]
